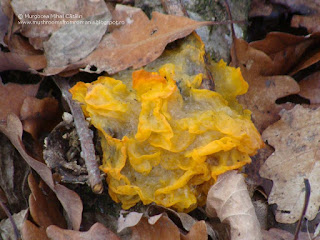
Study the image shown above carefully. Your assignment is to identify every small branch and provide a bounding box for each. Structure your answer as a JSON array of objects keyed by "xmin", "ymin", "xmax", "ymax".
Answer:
[
  {"xmin": 0, "ymin": 200, "xmax": 20, "ymax": 240},
  {"xmin": 224, "ymin": 0, "xmax": 239, "ymax": 67},
  {"xmin": 53, "ymin": 76, "xmax": 103, "ymax": 194},
  {"xmin": 294, "ymin": 179, "xmax": 311, "ymax": 240}
]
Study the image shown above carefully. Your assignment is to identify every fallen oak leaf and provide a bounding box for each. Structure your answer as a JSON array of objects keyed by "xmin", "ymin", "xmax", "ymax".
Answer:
[
  {"xmin": 180, "ymin": 221, "xmax": 208, "ymax": 240},
  {"xmin": 130, "ymin": 215, "xmax": 181, "ymax": 240},
  {"xmin": 260, "ymin": 105, "xmax": 320, "ymax": 223},
  {"xmin": 262, "ymin": 228, "xmax": 320, "ymax": 240},
  {"xmin": 12, "ymin": 0, "xmax": 110, "ymax": 50},
  {"xmin": 0, "ymin": 114, "xmax": 83, "ymax": 230},
  {"xmin": 46, "ymin": 222, "xmax": 120, "ymax": 240},
  {"xmin": 206, "ymin": 170, "xmax": 261, "ymax": 240},
  {"xmin": 0, "ymin": 132, "xmax": 30, "ymax": 214},
  {"xmin": 3, "ymin": 34, "xmax": 47, "ymax": 71},
  {"xmin": 0, "ymin": 51, "xmax": 46, "ymax": 72},
  {"xmin": 43, "ymin": 4, "xmax": 213, "ymax": 75},
  {"xmin": 43, "ymin": 12, "xmax": 111, "ymax": 69},
  {"xmin": 298, "ymin": 71, "xmax": 320, "ymax": 104},
  {"xmin": 22, "ymin": 220, "xmax": 50, "ymax": 240},
  {"xmin": 146, "ymin": 204, "xmax": 216, "ymax": 239},
  {"xmin": 291, "ymin": 15, "xmax": 320, "ymax": 34},
  {"xmin": 117, "ymin": 211, "xmax": 143, "ymax": 233},
  {"xmin": 0, "ymin": 7, "xmax": 8, "ymax": 46},
  {"xmin": 0, "ymin": 208, "xmax": 27, "ymax": 240},
  {"xmin": 28, "ymin": 173, "xmax": 67, "ymax": 230},
  {"xmin": 0, "ymin": 52, "xmax": 30, "ymax": 72},
  {"xmin": 117, "ymin": 210, "xmax": 209, "ymax": 239},
  {"xmin": 21, "ymin": 174, "xmax": 67, "ymax": 240},
  {"xmin": 248, "ymin": 32, "xmax": 313, "ymax": 75},
  {"xmin": 232, "ymin": 36, "xmax": 300, "ymax": 132},
  {"xmin": 0, "ymin": 81, "xmax": 39, "ymax": 121},
  {"xmin": 271, "ymin": 0, "xmax": 320, "ymax": 15},
  {"xmin": 20, "ymin": 96, "xmax": 61, "ymax": 139}
]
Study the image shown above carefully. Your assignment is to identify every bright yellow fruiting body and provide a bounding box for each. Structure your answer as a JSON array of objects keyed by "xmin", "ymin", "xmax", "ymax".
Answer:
[{"xmin": 70, "ymin": 34, "xmax": 263, "ymax": 212}]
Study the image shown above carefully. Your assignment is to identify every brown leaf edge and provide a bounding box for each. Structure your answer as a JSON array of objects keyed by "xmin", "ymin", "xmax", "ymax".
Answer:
[{"xmin": 0, "ymin": 114, "xmax": 83, "ymax": 230}]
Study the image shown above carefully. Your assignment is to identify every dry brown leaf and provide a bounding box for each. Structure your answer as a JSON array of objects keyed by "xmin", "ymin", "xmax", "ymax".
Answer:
[
  {"xmin": 0, "ymin": 52, "xmax": 30, "ymax": 72},
  {"xmin": 249, "ymin": 0, "xmax": 273, "ymax": 18},
  {"xmin": 0, "ymin": 7, "xmax": 8, "ymax": 46},
  {"xmin": 0, "ymin": 132, "xmax": 29, "ymax": 215},
  {"xmin": 181, "ymin": 221, "xmax": 208, "ymax": 240},
  {"xmin": 28, "ymin": 173, "xmax": 67, "ymax": 230},
  {"xmin": 0, "ymin": 114, "xmax": 83, "ymax": 230},
  {"xmin": 291, "ymin": 15, "xmax": 320, "ymax": 34},
  {"xmin": 46, "ymin": 223, "xmax": 120, "ymax": 240},
  {"xmin": 262, "ymin": 228, "xmax": 320, "ymax": 240},
  {"xmin": 0, "ymin": 50, "xmax": 46, "ymax": 72},
  {"xmin": 0, "ymin": 0, "xmax": 11, "ymax": 18},
  {"xmin": 299, "ymin": 71, "xmax": 320, "ymax": 104},
  {"xmin": 0, "ymin": 81, "xmax": 39, "ymax": 121},
  {"xmin": 248, "ymin": 32, "xmax": 312, "ymax": 75},
  {"xmin": 271, "ymin": 0, "xmax": 320, "ymax": 14},
  {"xmin": 43, "ymin": 4, "xmax": 211, "ymax": 75},
  {"xmin": 43, "ymin": 12, "xmax": 111, "ymax": 69},
  {"xmin": 130, "ymin": 215, "xmax": 181, "ymax": 240},
  {"xmin": 206, "ymin": 170, "xmax": 261, "ymax": 240},
  {"xmin": 117, "ymin": 211, "xmax": 143, "ymax": 233},
  {"xmin": 260, "ymin": 105, "xmax": 320, "ymax": 223},
  {"xmin": 290, "ymin": 49, "xmax": 320, "ymax": 76},
  {"xmin": 0, "ymin": 209, "xmax": 28, "ymax": 240},
  {"xmin": 232, "ymin": 35, "xmax": 301, "ymax": 132},
  {"xmin": 146, "ymin": 205, "xmax": 215, "ymax": 239},
  {"xmin": 15, "ymin": 0, "xmax": 109, "ymax": 41},
  {"xmin": 20, "ymin": 97, "xmax": 61, "ymax": 139},
  {"xmin": 22, "ymin": 220, "xmax": 50, "ymax": 240},
  {"xmin": 271, "ymin": 0, "xmax": 320, "ymax": 35},
  {"xmin": 245, "ymin": 145, "xmax": 274, "ymax": 189}
]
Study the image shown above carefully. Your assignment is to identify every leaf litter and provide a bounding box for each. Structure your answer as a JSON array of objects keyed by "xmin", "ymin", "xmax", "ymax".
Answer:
[
  {"xmin": 0, "ymin": 115, "xmax": 82, "ymax": 230},
  {"xmin": 4, "ymin": 0, "xmax": 320, "ymax": 239},
  {"xmin": 260, "ymin": 105, "xmax": 320, "ymax": 223}
]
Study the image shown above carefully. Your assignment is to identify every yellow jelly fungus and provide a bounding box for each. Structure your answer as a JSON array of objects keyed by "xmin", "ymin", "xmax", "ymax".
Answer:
[{"xmin": 70, "ymin": 34, "xmax": 263, "ymax": 212}]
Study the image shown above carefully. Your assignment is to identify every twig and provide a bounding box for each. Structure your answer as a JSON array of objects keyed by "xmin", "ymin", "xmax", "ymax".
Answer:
[
  {"xmin": 53, "ymin": 76, "xmax": 103, "ymax": 194},
  {"xmin": 0, "ymin": 200, "xmax": 20, "ymax": 240},
  {"xmin": 294, "ymin": 179, "xmax": 311, "ymax": 240},
  {"xmin": 224, "ymin": 0, "xmax": 239, "ymax": 67}
]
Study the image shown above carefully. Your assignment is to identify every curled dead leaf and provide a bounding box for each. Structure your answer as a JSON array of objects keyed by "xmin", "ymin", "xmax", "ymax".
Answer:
[
  {"xmin": 28, "ymin": 173, "xmax": 67, "ymax": 230},
  {"xmin": 206, "ymin": 170, "xmax": 261, "ymax": 240},
  {"xmin": 0, "ymin": 114, "xmax": 83, "ymax": 230}
]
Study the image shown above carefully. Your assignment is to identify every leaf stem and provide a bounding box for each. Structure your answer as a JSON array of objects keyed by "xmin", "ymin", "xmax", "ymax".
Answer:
[
  {"xmin": 0, "ymin": 200, "xmax": 20, "ymax": 240},
  {"xmin": 294, "ymin": 178, "xmax": 311, "ymax": 240}
]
